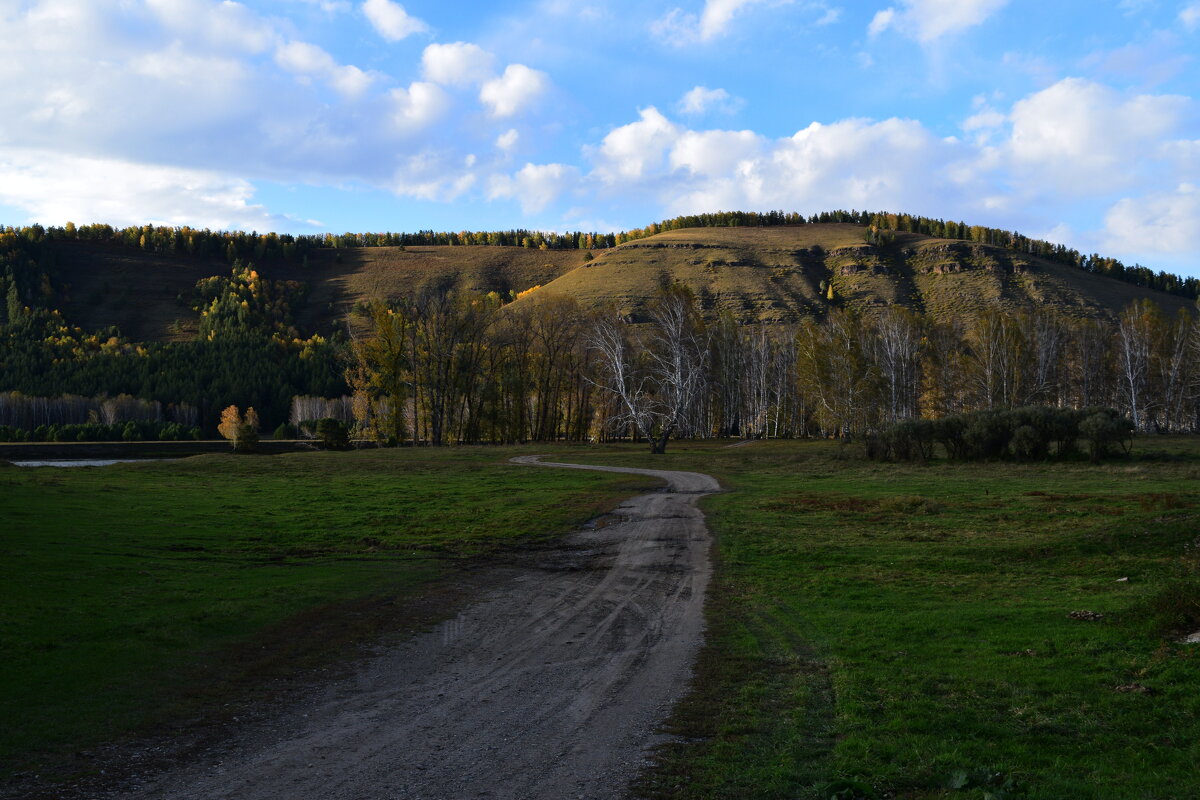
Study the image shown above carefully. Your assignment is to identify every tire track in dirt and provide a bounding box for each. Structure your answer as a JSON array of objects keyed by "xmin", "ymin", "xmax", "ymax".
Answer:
[{"xmin": 117, "ymin": 456, "xmax": 720, "ymax": 800}]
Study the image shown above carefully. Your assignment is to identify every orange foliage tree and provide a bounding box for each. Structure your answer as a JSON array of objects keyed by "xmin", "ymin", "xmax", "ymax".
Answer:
[{"xmin": 218, "ymin": 405, "xmax": 259, "ymax": 452}]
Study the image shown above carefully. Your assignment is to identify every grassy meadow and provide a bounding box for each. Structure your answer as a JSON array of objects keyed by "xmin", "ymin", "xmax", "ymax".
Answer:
[
  {"xmin": 0, "ymin": 448, "xmax": 655, "ymax": 778},
  {"xmin": 3, "ymin": 438, "xmax": 1200, "ymax": 799},
  {"xmin": 563, "ymin": 439, "xmax": 1200, "ymax": 800}
]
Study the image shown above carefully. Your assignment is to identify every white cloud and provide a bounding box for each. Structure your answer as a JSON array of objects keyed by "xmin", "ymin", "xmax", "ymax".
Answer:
[
  {"xmin": 0, "ymin": 0, "xmax": 472, "ymax": 210},
  {"xmin": 593, "ymin": 107, "xmax": 680, "ymax": 183},
  {"xmin": 275, "ymin": 40, "xmax": 334, "ymax": 75},
  {"xmin": 867, "ymin": 8, "xmax": 895, "ymax": 36},
  {"xmin": 1007, "ymin": 78, "xmax": 1190, "ymax": 193},
  {"xmin": 0, "ymin": 146, "xmax": 293, "ymax": 230},
  {"xmin": 589, "ymin": 110, "xmax": 965, "ymax": 216},
  {"xmin": 669, "ymin": 129, "xmax": 764, "ymax": 176},
  {"xmin": 331, "ymin": 64, "xmax": 373, "ymax": 97},
  {"xmin": 962, "ymin": 108, "xmax": 1005, "ymax": 132},
  {"xmin": 361, "ymin": 0, "xmax": 427, "ymax": 42},
  {"xmin": 422, "ymin": 42, "xmax": 497, "ymax": 87},
  {"xmin": 496, "ymin": 129, "xmax": 520, "ymax": 151},
  {"xmin": 572, "ymin": 81, "xmax": 1200, "ymax": 264},
  {"xmin": 676, "ymin": 86, "xmax": 742, "ymax": 115},
  {"xmin": 144, "ymin": 0, "xmax": 275, "ymax": 54},
  {"xmin": 1038, "ymin": 222, "xmax": 1076, "ymax": 248},
  {"xmin": 1104, "ymin": 184, "xmax": 1200, "ymax": 255},
  {"xmin": 745, "ymin": 118, "xmax": 959, "ymax": 211},
  {"xmin": 479, "ymin": 64, "xmax": 550, "ymax": 117},
  {"xmin": 290, "ymin": 0, "xmax": 351, "ymax": 12},
  {"xmin": 391, "ymin": 151, "xmax": 476, "ymax": 202},
  {"xmin": 1163, "ymin": 138, "xmax": 1200, "ymax": 176},
  {"xmin": 869, "ymin": 0, "xmax": 1009, "ymax": 43},
  {"xmin": 1181, "ymin": 2, "xmax": 1200, "ymax": 30},
  {"xmin": 815, "ymin": 5, "xmax": 841, "ymax": 25},
  {"xmin": 274, "ymin": 40, "xmax": 374, "ymax": 97},
  {"xmin": 389, "ymin": 81, "xmax": 450, "ymax": 130},
  {"xmin": 489, "ymin": 162, "xmax": 579, "ymax": 214},
  {"xmin": 652, "ymin": 0, "xmax": 778, "ymax": 44},
  {"xmin": 695, "ymin": 0, "xmax": 769, "ymax": 40},
  {"xmin": 585, "ymin": 108, "xmax": 971, "ymax": 222}
]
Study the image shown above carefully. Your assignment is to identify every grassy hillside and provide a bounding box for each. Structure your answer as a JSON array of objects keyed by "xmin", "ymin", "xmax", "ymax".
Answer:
[
  {"xmin": 50, "ymin": 241, "xmax": 584, "ymax": 341},
  {"xmin": 516, "ymin": 225, "xmax": 1193, "ymax": 323},
  {"xmin": 44, "ymin": 225, "xmax": 1191, "ymax": 342}
]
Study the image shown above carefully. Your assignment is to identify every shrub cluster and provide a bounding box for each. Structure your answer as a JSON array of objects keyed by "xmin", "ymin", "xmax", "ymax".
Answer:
[
  {"xmin": 0, "ymin": 421, "xmax": 201, "ymax": 442},
  {"xmin": 866, "ymin": 407, "xmax": 1134, "ymax": 463},
  {"xmin": 311, "ymin": 418, "xmax": 351, "ymax": 450}
]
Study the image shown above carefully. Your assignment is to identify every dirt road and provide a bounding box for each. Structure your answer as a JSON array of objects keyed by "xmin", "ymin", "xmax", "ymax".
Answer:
[{"xmin": 118, "ymin": 456, "xmax": 720, "ymax": 800}]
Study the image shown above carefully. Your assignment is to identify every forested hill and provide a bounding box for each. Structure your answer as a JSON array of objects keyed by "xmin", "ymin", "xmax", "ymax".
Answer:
[
  {"xmin": 2, "ymin": 216, "xmax": 1197, "ymax": 436},
  {"xmin": 3, "ymin": 220, "xmax": 1192, "ymax": 342}
]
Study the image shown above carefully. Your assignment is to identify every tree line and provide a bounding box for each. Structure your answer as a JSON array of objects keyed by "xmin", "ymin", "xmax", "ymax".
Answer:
[
  {"xmin": 5, "ymin": 280, "xmax": 1198, "ymax": 447},
  {"xmin": 338, "ymin": 285, "xmax": 1200, "ymax": 452}
]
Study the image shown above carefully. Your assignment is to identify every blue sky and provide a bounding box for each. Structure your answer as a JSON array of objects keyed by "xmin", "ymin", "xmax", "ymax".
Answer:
[{"xmin": 1, "ymin": 0, "xmax": 1198, "ymax": 275}]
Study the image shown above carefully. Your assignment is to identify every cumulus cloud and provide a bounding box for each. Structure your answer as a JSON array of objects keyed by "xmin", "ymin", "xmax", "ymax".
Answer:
[
  {"xmin": 572, "ymin": 79, "xmax": 1199, "ymax": 265},
  {"xmin": 869, "ymin": 0, "xmax": 1009, "ymax": 42},
  {"xmin": 489, "ymin": 162, "xmax": 579, "ymax": 214},
  {"xmin": 389, "ymin": 82, "xmax": 450, "ymax": 130},
  {"xmin": 676, "ymin": 86, "xmax": 742, "ymax": 115},
  {"xmin": 1007, "ymin": 78, "xmax": 1190, "ymax": 193},
  {"xmin": 588, "ymin": 107, "xmax": 965, "ymax": 217},
  {"xmin": 145, "ymin": 0, "xmax": 275, "ymax": 54},
  {"xmin": 669, "ymin": 129, "xmax": 764, "ymax": 176},
  {"xmin": 726, "ymin": 118, "xmax": 961, "ymax": 213},
  {"xmin": 361, "ymin": 0, "xmax": 427, "ymax": 41},
  {"xmin": 0, "ymin": 146, "xmax": 295, "ymax": 230},
  {"xmin": 1104, "ymin": 184, "xmax": 1200, "ymax": 255},
  {"xmin": 480, "ymin": 64, "xmax": 550, "ymax": 117},
  {"xmin": 867, "ymin": 8, "xmax": 896, "ymax": 36},
  {"xmin": 962, "ymin": 107, "xmax": 1005, "ymax": 132},
  {"xmin": 391, "ymin": 150, "xmax": 476, "ymax": 202},
  {"xmin": 496, "ymin": 129, "xmax": 520, "ymax": 151},
  {"xmin": 653, "ymin": 0, "xmax": 841, "ymax": 43},
  {"xmin": 291, "ymin": 0, "xmax": 352, "ymax": 12},
  {"xmin": 592, "ymin": 107, "xmax": 681, "ymax": 183},
  {"xmin": 422, "ymin": 42, "xmax": 496, "ymax": 87},
  {"xmin": 648, "ymin": 0, "xmax": 787, "ymax": 43},
  {"xmin": 0, "ymin": 0, "xmax": 403, "ymax": 178},
  {"xmin": 275, "ymin": 40, "xmax": 374, "ymax": 97}
]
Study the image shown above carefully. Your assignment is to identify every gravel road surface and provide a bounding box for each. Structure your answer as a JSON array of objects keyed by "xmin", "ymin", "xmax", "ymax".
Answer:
[{"xmin": 116, "ymin": 456, "xmax": 719, "ymax": 800}]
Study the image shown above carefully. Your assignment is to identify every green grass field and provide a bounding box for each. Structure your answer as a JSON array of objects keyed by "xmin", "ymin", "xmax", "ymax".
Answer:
[
  {"xmin": 0, "ymin": 448, "xmax": 653, "ymax": 778},
  {"xmin": 4, "ymin": 440, "xmax": 1200, "ymax": 799},
  {"xmin": 561, "ymin": 439, "xmax": 1200, "ymax": 800}
]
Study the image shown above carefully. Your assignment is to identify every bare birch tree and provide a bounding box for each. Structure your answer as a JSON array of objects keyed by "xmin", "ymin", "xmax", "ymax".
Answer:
[
  {"xmin": 871, "ymin": 307, "xmax": 923, "ymax": 422},
  {"xmin": 588, "ymin": 285, "xmax": 707, "ymax": 453},
  {"xmin": 1117, "ymin": 300, "xmax": 1156, "ymax": 431}
]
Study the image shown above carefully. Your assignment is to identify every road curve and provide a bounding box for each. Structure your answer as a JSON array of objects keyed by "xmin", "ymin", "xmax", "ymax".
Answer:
[{"xmin": 119, "ymin": 456, "xmax": 720, "ymax": 800}]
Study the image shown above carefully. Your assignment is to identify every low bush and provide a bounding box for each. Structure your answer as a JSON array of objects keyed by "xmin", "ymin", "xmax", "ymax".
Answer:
[
  {"xmin": 315, "ymin": 418, "xmax": 350, "ymax": 450},
  {"xmin": 869, "ymin": 406, "xmax": 1133, "ymax": 462}
]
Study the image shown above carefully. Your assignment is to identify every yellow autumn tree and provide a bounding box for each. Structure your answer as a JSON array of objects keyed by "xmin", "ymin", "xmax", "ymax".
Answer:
[
  {"xmin": 217, "ymin": 405, "xmax": 241, "ymax": 441},
  {"xmin": 218, "ymin": 405, "xmax": 259, "ymax": 452}
]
